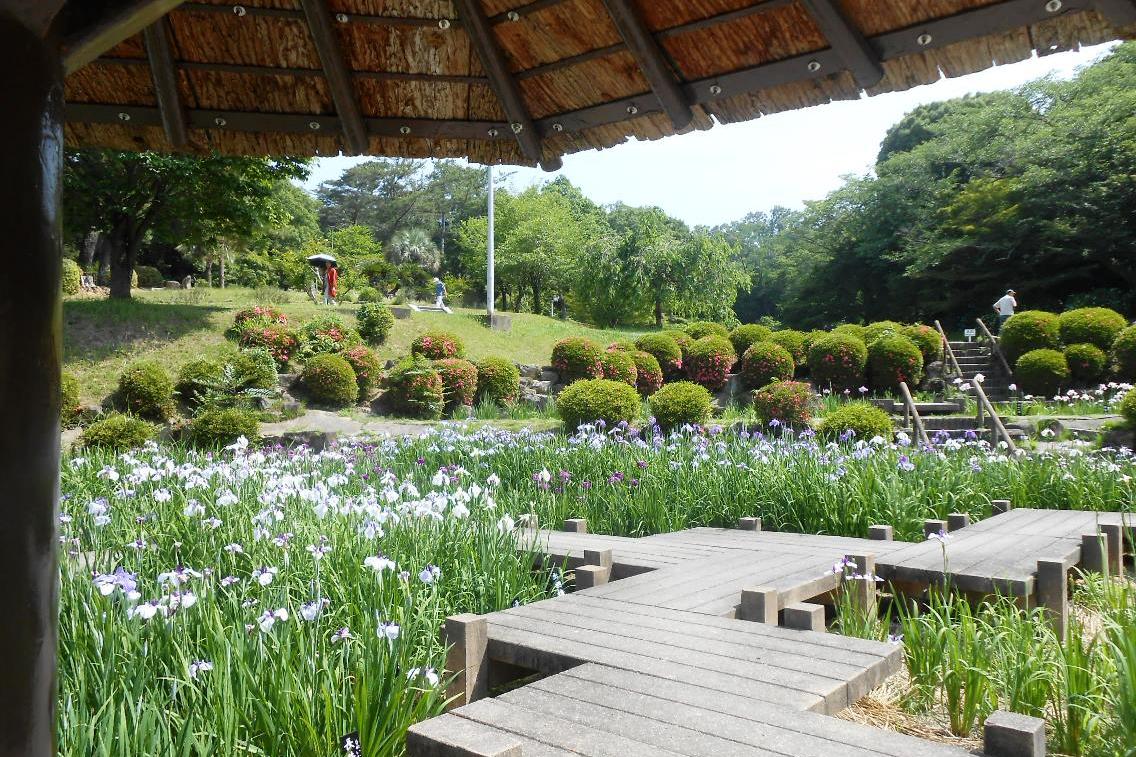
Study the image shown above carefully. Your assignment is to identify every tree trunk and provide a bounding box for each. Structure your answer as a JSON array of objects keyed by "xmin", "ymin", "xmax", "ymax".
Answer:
[
  {"xmin": 96, "ymin": 236, "xmax": 111, "ymax": 285},
  {"xmin": 108, "ymin": 234, "xmax": 135, "ymax": 299},
  {"xmin": 220, "ymin": 257, "xmax": 226, "ymax": 289},
  {"xmin": 532, "ymin": 284, "xmax": 542, "ymax": 315},
  {"xmin": 80, "ymin": 231, "xmax": 98, "ymax": 268},
  {"xmin": 655, "ymin": 298, "xmax": 663, "ymax": 328},
  {"xmin": 206, "ymin": 260, "xmax": 213, "ymax": 287}
]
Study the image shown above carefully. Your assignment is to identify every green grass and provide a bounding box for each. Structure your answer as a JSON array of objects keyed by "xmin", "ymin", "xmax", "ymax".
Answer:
[{"xmin": 64, "ymin": 287, "xmax": 646, "ymax": 403}]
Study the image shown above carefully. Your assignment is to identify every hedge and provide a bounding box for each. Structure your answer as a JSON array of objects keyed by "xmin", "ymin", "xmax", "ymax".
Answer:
[{"xmin": 557, "ymin": 379, "xmax": 641, "ymax": 430}]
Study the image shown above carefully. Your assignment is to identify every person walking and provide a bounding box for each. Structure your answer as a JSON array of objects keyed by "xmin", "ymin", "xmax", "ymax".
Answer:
[
  {"xmin": 993, "ymin": 289, "xmax": 1017, "ymax": 330},
  {"xmin": 325, "ymin": 262, "xmax": 339, "ymax": 305},
  {"xmin": 434, "ymin": 277, "xmax": 447, "ymax": 309}
]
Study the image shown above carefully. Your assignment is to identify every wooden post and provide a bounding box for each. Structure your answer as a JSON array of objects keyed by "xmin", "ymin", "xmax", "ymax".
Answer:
[
  {"xmin": 444, "ymin": 614, "xmax": 489, "ymax": 708},
  {"xmin": 739, "ymin": 587, "xmax": 779, "ymax": 624},
  {"xmin": 1099, "ymin": 523, "xmax": 1123, "ymax": 575},
  {"xmin": 583, "ymin": 548, "xmax": 613, "ymax": 570},
  {"xmin": 1036, "ymin": 559, "xmax": 1068, "ymax": 641},
  {"xmin": 992, "ymin": 499, "xmax": 1012, "ymax": 515},
  {"xmin": 947, "ymin": 513, "xmax": 971, "ymax": 532},
  {"xmin": 737, "ymin": 517, "xmax": 762, "ymax": 531},
  {"xmin": 1080, "ymin": 532, "xmax": 1109, "ymax": 574},
  {"xmin": 782, "ymin": 603, "xmax": 826, "ymax": 632},
  {"xmin": 844, "ymin": 553, "xmax": 877, "ymax": 613},
  {"xmin": 575, "ymin": 565, "xmax": 610, "ymax": 589},
  {"xmin": 563, "ymin": 518, "xmax": 588, "ymax": 533},
  {"xmin": 0, "ymin": 11, "xmax": 65, "ymax": 754},
  {"xmin": 867, "ymin": 525, "xmax": 894, "ymax": 541},
  {"xmin": 924, "ymin": 519, "xmax": 948, "ymax": 539}
]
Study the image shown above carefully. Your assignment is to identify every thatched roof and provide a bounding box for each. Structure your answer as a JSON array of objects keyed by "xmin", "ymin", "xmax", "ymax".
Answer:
[{"xmin": 61, "ymin": 0, "xmax": 1135, "ymax": 170}]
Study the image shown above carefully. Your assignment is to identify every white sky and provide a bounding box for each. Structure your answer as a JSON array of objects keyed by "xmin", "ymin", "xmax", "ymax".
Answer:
[{"xmin": 302, "ymin": 42, "xmax": 1116, "ymax": 228}]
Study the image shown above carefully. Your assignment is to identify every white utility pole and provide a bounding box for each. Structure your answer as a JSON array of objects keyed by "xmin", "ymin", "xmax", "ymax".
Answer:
[{"xmin": 487, "ymin": 164, "xmax": 495, "ymax": 318}]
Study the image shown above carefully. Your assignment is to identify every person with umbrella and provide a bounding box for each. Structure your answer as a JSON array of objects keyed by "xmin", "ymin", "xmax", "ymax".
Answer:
[
  {"xmin": 306, "ymin": 254, "xmax": 338, "ymax": 305},
  {"xmin": 326, "ymin": 262, "xmax": 339, "ymax": 305}
]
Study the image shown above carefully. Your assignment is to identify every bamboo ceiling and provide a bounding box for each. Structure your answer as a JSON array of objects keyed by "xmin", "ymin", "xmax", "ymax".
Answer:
[{"xmin": 61, "ymin": 0, "xmax": 1136, "ymax": 170}]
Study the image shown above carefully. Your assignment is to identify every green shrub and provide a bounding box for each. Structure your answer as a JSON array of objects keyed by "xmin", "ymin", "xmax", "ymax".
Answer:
[
  {"xmin": 300, "ymin": 353, "xmax": 359, "ymax": 408},
  {"xmin": 61, "ymin": 372, "xmax": 82, "ymax": 427},
  {"xmin": 661, "ymin": 329, "xmax": 694, "ymax": 359},
  {"xmin": 476, "ymin": 357, "xmax": 520, "ymax": 405},
  {"xmin": 816, "ymin": 401, "xmax": 893, "ymax": 441},
  {"xmin": 557, "ymin": 379, "xmax": 641, "ymax": 430},
  {"xmin": 770, "ymin": 330, "xmax": 808, "ymax": 370},
  {"xmin": 903, "ymin": 324, "xmax": 942, "ymax": 365},
  {"xmin": 605, "ymin": 340, "xmax": 637, "ymax": 353},
  {"xmin": 1112, "ymin": 326, "xmax": 1136, "ymax": 381},
  {"xmin": 684, "ymin": 336, "xmax": 736, "ymax": 391},
  {"xmin": 176, "ymin": 359, "xmax": 224, "ymax": 405},
  {"xmin": 116, "ymin": 361, "xmax": 174, "ymax": 421},
  {"xmin": 410, "ymin": 329, "xmax": 465, "ymax": 360},
  {"xmin": 230, "ymin": 349, "xmax": 278, "ymax": 391},
  {"xmin": 1063, "ymin": 343, "xmax": 1107, "ymax": 384},
  {"xmin": 600, "ymin": 350, "xmax": 637, "ymax": 388},
  {"xmin": 832, "ymin": 324, "xmax": 867, "ymax": 342},
  {"xmin": 867, "ymin": 334, "xmax": 924, "ymax": 392},
  {"xmin": 808, "ymin": 333, "xmax": 868, "ymax": 390},
  {"xmin": 802, "ymin": 330, "xmax": 829, "ymax": 355},
  {"xmin": 61, "ymin": 259, "xmax": 82, "ymax": 295},
  {"xmin": 342, "ymin": 345, "xmax": 382, "ymax": 395},
  {"xmin": 551, "ymin": 337, "xmax": 604, "ymax": 384},
  {"xmin": 186, "ymin": 407, "xmax": 260, "ymax": 449},
  {"xmin": 134, "ymin": 265, "xmax": 164, "ymax": 288},
  {"xmin": 1058, "ymin": 307, "xmax": 1126, "ymax": 350},
  {"xmin": 648, "ymin": 381, "xmax": 712, "ymax": 430},
  {"xmin": 630, "ymin": 351, "xmax": 663, "ymax": 396},
  {"xmin": 728, "ymin": 324, "xmax": 774, "ymax": 358},
  {"xmin": 236, "ymin": 322, "xmax": 298, "ymax": 368},
  {"xmin": 683, "ymin": 321, "xmax": 730, "ymax": 340},
  {"xmin": 1120, "ymin": 388, "xmax": 1136, "ymax": 427},
  {"xmin": 357, "ymin": 302, "xmax": 395, "ymax": 345},
  {"xmin": 739, "ymin": 341, "xmax": 795, "ymax": 390},
  {"xmin": 385, "ymin": 356, "xmax": 444, "ymax": 420},
  {"xmin": 298, "ymin": 315, "xmax": 362, "ymax": 360},
  {"xmin": 752, "ymin": 380, "xmax": 813, "ymax": 428},
  {"xmin": 635, "ymin": 333, "xmax": 683, "ymax": 380},
  {"xmin": 79, "ymin": 413, "xmax": 156, "ymax": 452},
  {"xmin": 863, "ymin": 320, "xmax": 904, "ymax": 345},
  {"xmin": 434, "ymin": 358, "xmax": 478, "ymax": 411},
  {"xmin": 356, "ymin": 286, "xmax": 382, "ymax": 303},
  {"xmin": 1000, "ymin": 310, "xmax": 1060, "ymax": 363},
  {"xmin": 1014, "ymin": 349, "xmax": 1070, "ymax": 397},
  {"xmin": 233, "ymin": 306, "xmax": 288, "ymax": 329}
]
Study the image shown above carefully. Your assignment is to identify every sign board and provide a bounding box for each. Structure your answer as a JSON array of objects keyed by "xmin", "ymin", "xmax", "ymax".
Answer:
[{"xmin": 963, "ymin": 328, "xmax": 977, "ymax": 342}]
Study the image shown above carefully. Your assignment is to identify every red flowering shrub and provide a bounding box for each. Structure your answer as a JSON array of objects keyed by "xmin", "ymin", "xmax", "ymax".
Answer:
[
  {"xmin": 739, "ymin": 341, "xmax": 795, "ymax": 390},
  {"xmin": 600, "ymin": 350, "xmax": 638, "ymax": 388},
  {"xmin": 298, "ymin": 315, "xmax": 363, "ymax": 361},
  {"xmin": 551, "ymin": 337, "xmax": 604, "ymax": 384},
  {"xmin": 752, "ymin": 380, "xmax": 813, "ymax": 427},
  {"xmin": 808, "ymin": 333, "xmax": 868, "ymax": 390},
  {"xmin": 683, "ymin": 321, "xmax": 730, "ymax": 340},
  {"xmin": 867, "ymin": 334, "xmax": 924, "ymax": 392},
  {"xmin": 635, "ymin": 333, "xmax": 683, "ymax": 381},
  {"xmin": 385, "ymin": 356, "xmax": 444, "ymax": 419},
  {"xmin": 902, "ymin": 324, "xmax": 942, "ymax": 365},
  {"xmin": 729, "ymin": 324, "xmax": 774, "ymax": 359},
  {"xmin": 606, "ymin": 340, "xmax": 637, "ymax": 353},
  {"xmin": 684, "ymin": 336, "xmax": 736, "ymax": 391},
  {"xmin": 770, "ymin": 330, "xmax": 808, "ymax": 370},
  {"xmin": 233, "ymin": 306, "xmax": 288, "ymax": 328},
  {"xmin": 237, "ymin": 324, "xmax": 298, "ymax": 368},
  {"xmin": 342, "ymin": 345, "xmax": 382, "ymax": 396},
  {"xmin": 476, "ymin": 357, "xmax": 520, "ymax": 405},
  {"xmin": 630, "ymin": 351, "xmax": 663, "ymax": 396},
  {"xmin": 661, "ymin": 330, "xmax": 694, "ymax": 360},
  {"xmin": 410, "ymin": 329, "xmax": 466, "ymax": 360},
  {"xmin": 434, "ymin": 358, "xmax": 478, "ymax": 411}
]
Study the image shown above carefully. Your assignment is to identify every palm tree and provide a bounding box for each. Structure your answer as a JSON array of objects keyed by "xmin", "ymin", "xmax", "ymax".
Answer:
[{"xmin": 388, "ymin": 227, "xmax": 441, "ymax": 273}]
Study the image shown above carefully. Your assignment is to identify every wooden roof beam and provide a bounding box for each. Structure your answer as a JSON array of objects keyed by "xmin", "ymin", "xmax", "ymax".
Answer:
[
  {"xmin": 298, "ymin": 0, "xmax": 369, "ymax": 155},
  {"xmin": 63, "ymin": 0, "xmax": 186, "ymax": 73},
  {"xmin": 453, "ymin": 0, "xmax": 560, "ymax": 171},
  {"xmin": 600, "ymin": 0, "xmax": 693, "ymax": 130},
  {"xmin": 142, "ymin": 18, "xmax": 188, "ymax": 149},
  {"xmin": 1095, "ymin": 0, "xmax": 1136, "ymax": 25},
  {"xmin": 800, "ymin": 0, "xmax": 883, "ymax": 89}
]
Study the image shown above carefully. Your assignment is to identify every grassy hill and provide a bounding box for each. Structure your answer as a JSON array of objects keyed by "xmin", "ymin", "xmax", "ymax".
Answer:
[{"xmin": 64, "ymin": 287, "xmax": 645, "ymax": 403}]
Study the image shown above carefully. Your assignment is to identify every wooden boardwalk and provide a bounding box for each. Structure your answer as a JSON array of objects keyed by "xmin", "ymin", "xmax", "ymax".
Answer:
[{"xmin": 408, "ymin": 506, "xmax": 1132, "ymax": 756}]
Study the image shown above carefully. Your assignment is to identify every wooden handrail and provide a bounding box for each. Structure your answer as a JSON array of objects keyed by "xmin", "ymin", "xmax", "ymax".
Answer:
[
  {"xmin": 975, "ymin": 317, "xmax": 1013, "ymax": 379},
  {"xmin": 972, "ymin": 378, "xmax": 1017, "ymax": 454},
  {"xmin": 898, "ymin": 381, "xmax": 931, "ymax": 448},
  {"xmin": 934, "ymin": 320, "xmax": 962, "ymax": 377}
]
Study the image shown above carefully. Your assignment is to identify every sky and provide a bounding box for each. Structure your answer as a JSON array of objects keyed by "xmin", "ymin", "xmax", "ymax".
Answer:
[{"xmin": 301, "ymin": 42, "xmax": 1116, "ymax": 228}]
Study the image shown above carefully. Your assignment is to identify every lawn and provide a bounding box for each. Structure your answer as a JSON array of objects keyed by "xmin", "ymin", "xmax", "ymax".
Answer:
[{"xmin": 64, "ymin": 287, "xmax": 645, "ymax": 403}]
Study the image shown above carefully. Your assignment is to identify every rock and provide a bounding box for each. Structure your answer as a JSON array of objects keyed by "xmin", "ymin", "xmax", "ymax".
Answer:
[
  {"xmin": 714, "ymin": 375, "xmax": 743, "ymax": 408},
  {"xmin": 549, "ymin": 382, "xmax": 567, "ymax": 397},
  {"xmin": 529, "ymin": 380, "xmax": 553, "ymax": 393},
  {"xmin": 254, "ymin": 396, "xmax": 273, "ymax": 411},
  {"xmin": 385, "ymin": 360, "xmax": 397, "ymax": 369},
  {"xmin": 164, "ymin": 280, "xmax": 182, "ymax": 289},
  {"xmin": 390, "ymin": 306, "xmax": 413, "ymax": 320},
  {"xmin": 521, "ymin": 392, "xmax": 549, "ymax": 410},
  {"xmin": 489, "ymin": 313, "xmax": 512, "ymax": 331},
  {"xmin": 518, "ymin": 364, "xmax": 542, "ymax": 379},
  {"xmin": 371, "ymin": 391, "xmax": 394, "ymax": 416},
  {"xmin": 277, "ymin": 373, "xmax": 299, "ymax": 390},
  {"xmin": 1103, "ymin": 426, "xmax": 1135, "ymax": 450},
  {"xmin": 61, "ymin": 428, "xmax": 83, "ymax": 451},
  {"xmin": 539, "ymin": 369, "xmax": 559, "ymax": 383},
  {"xmin": 262, "ymin": 430, "xmax": 339, "ymax": 451}
]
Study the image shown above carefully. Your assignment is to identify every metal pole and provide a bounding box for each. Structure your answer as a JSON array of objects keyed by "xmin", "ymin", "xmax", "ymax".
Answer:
[{"xmin": 486, "ymin": 164, "xmax": 495, "ymax": 318}]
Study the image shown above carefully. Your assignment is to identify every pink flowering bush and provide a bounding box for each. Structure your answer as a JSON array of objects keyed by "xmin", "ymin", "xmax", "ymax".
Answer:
[
  {"xmin": 385, "ymin": 356, "xmax": 444, "ymax": 419},
  {"xmin": 600, "ymin": 350, "xmax": 638, "ymax": 388},
  {"xmin": 410, "ymin": 330, "xmax": 465, "ymax": 360},
  {"xmin": 434, "ymin": 358, "xmax": 478, "ymax": 411},
  {"xmin": 867, "ymin": 334, "xmax": 924, "ymax": 392},
  {"xmin": 551, "ymin": 337, "xmax": 604, "ymax": 384},
  {"xmin": 233, "ymin": 306, "xmax": 288, "ymax": 328},
  {"xmin": 342, "ymin": 345, "xmax": 382, "ymax": 396},
  {"xmin": 297, "ymin": 315, "xmax": 363, "ymax": 361},
  {"xmin": 630, "ymin": 351, "xmax": 663, "ymax": 396},
  {"xmin": 235, "ymin": 323, "xmax": 299, "ymax": 368},
  {"xmin": 684, "ymin": 336, "xmax": 736, "ymax": 391},
  {"xmin": 635, "ymin": 333, "xmax": 683, "ymax": 381},
  {"xmin": 739, "ymin": 341, "xmax": 795, "ymax": 390},
  {"xmin": 808, "ymin": 333, "xmax": 867, "ymax": 390},
  {"xmin": 476, "ymin": 357, "xmax": 520, "ymax": 405},
  {"xmin": 752, "ymin": 380, "xmax": 813, "ymax": 428}
]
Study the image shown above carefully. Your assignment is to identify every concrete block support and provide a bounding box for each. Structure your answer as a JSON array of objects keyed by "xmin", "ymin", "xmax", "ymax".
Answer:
[
  {"xmin": 992, "ymin": 499, "xmax": 1013, "ymax": 515},
  {"xmin": 947, "ymin": 513, "xmax": 972, "ymax": 532},
  {"xmin": 844, "ymin": 552, "xmax": 878, "ymax": 611},
  {"xmin": 407, "ymin": 714, "xmax": 523, "ymax": 757},
  {"xmin": 781, "ymin": 602, "xmax": 826, "ymax": 632},
  {"xmin": 444, "ymin": 614, "xmax": 489, "ymax": 708},
  {"xmin": 984, "ymin": 710, "xmax": 1046, "ymax": 757},
  {"xmin": 737, "ymin": 517, "xmax": 762, "ymax": 531},
  {"xmin": 583, "ymin": 548, "xmax": 613, "ymax": 570},
  {"xmin": 1080, "ymin": 532, "xmax": 1109, "ymax": 574},
  {"xmin": 867, "ymin": 525, "xmax": 893, "ymax": 541},
  {"xmin": 739, "ymin": 587, "xmax": 779, "ymax": 624},
  {"xmin": 924, "ymin": 519, "xmax": 949, "ymax": 539},
  {"xmin": 563, "ymin": 518, "xmax": 588, "ymax": 534},
  {"xmin": 1099, "ymin": 523, "xmax": 1123, "ymax": 574},
  {"xmin": 1035, "ymin": 558, "xmax": 1068, "ymax": 641},
  {"xmin": 575, "ymin": 565, "xmax": 611, "ymax": 589}
]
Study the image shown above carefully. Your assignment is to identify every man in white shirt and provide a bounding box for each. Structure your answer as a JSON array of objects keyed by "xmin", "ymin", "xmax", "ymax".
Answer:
[{"xmin": 993, "ymin": 289, "xmax": 1017, "ymax": 330}]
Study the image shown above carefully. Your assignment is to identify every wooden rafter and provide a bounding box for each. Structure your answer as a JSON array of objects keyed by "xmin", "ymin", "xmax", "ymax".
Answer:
[
  {"xmin": 800, "ymin": 0, "xmax": 883, "ymax": 89},
  {"xmin": 142, "ymin": 18, "xmax": 188, "ymax": 148},
  {"xmin": 1095, "ymin": 0, "xmax": 1136, "ymax": 25},
  {"xmin": 453, "ymin": 0, "xmax": 560, "ymax": 170},
  {"xmin": 63, "ymin": 0, "xmax": 186, "ymax": 73},
  {"xmin": 96, "ymin": 57, "xmax": 488, "ymax": 85},
  {"xmin": 178, "ymin": 3, "xmax": 453, "ymax": 28},
  {"xmin": 298, "ymin": 0, "xmax": 370, "ymax": 155},
  {"xmin": 600, "ymin": 0, "xmax": 693, "ymax": 129}
]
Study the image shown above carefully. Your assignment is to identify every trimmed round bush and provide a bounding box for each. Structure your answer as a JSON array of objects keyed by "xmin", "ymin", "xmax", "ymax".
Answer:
[
  {"xmin": 551, "ymin": 337, "xmax": 604, "ymax": 384},
  {"xmin": 186, "ymin": 407, "xmax": 260, "ymax": 449},
  {"xmin": 831, "ymin": 324, "xmax": 867, "ymax": 342},
  {"xmin": 1063, "ymin": 343, "xmax": 1107, "ymax": 384},
  {"xmin": 1001, "ymin": 311, "xmax": 1060, "ymax": 363},
  {"xmin": 61, "ymin": 372, "xmax": 81, "ymax": 427},
  {"xmin": 1120, "ymin": 388, "xmax": 1136, "ymax": 428},
  {"xmin": 1014, "ymin": 349, "xmax": 1069, "ymax": 397},
  {"xmin": 903, "ymin": 324, "xmax": 942, "ymax": 365},
  {"xmin": 752, "ymin": 380, "xmax": 813, "ymax": 428},
  {"xmin": 739, "ymin": 341, "xmax": 795, "ymax": 390},
  {"xmin": 237, "ymin": 322, "xmax": 298, "ymax": 368},
  {"xmin": 410, "ymin": 329, "xmax": 465, "ymax": 360},
  {"xmin": 661, "ymin": 329, "xmax": 694, "ymax": 359},
  {"xmin": 116, "ymin": 361, "xmax": 174, "ymax": 421},
  {"xmin": 356, "ymin": 286, "xmax": 382, "ymax": 303},
  {"xmin": 231, "ymin": 349, "xmax": 278, "ymax": 391},
  {"xmin": 808, "ymin": 334, "xmax": 868, "ymax": 390},
  {"xmin": 1111, "ymin": 326, "xmax": 1136, "ymax": 381},
  {"xmin": 300, "ymin": 353, "xmax": 359, "ymax": 408},
  {"xmin": 684, "ymin": 336, "xmax": 736, "ymax": 391},
  {"xmin": 729, "ymin": 324, "xmax": 774, "ymax": 359},
  {"xmin": 816, "ymin": 401, "xmax": 894, "ymax": 442},
  {"xmin": 134, "ymin": 265, "xmax": 164, "ymax": 288},
  {"xmin": 600, "ymin": 350, "xmax": 637, "ymax": 388},
  {"xmin": 233, "ymin": 306, "xmax": 288, "ymax": 328},
  {"xmin": 176, "ymin": 358, "xmax": 224, "ymax": 405},
  {"xmin": 1058, "ymin": 307, "xmax": 1126, "ymax": 351},
  {"xmin": 867, "ymin": 334, "xmax": 924, "ymax": 392},
  {"xmin": 630, "ymin": 351, "xmax": 663, "ymax": 396},
  {"xmin": 385, "ymin": 356, "xmax": 444, "ymax": 419},
  {"xmin": 557, "ymin": 378, "xmax": 641, "ymax": 430},
  {"xmin": 342, "ymin": 345, "xmax": 382, "ymax": 395},
  {"xmin": 80, "ymin": 413, "xmax": 156, "ymax": 452},
  {"xmin": 802, "ymin": 330, "xmax": 829, "ymax": 356},
  {"xmin": 357, "ymin": 302, "xmax": 395, "ymax": 345},
  {"xmin": 683, "ymin": 321, "xmax": 730, "ymax": 340},
  {"xmin": 476, "ymin": 357, "xmax": 520, "ymax": 405},
  {"xmin": 635, "ymin": 333, "xmax": 683, "ymax": 380},
  {"xmin": 648, "ymin": 381, "xmax": 712, "ymax": 430},
  {"xmin": 863, "ymin": 321, "xmax": 904, "ymax": 345},
  {"xmin": 62, "ymin": 259, "xmax": 82, "ymax": 295},
  {"xmin": 298, "ymin": 315, "xmax": 362, "ymax": 360},
  {"xmin": 605, "ymin": 340, "xmax": 637, "ymax": 353},
  {"xmin": 434, "ymin": 358, "xmax": 478, "ymax": 411},
  {"xmin": 770, "ymin": 330, "xmax": 808, "ymax": 370}
]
